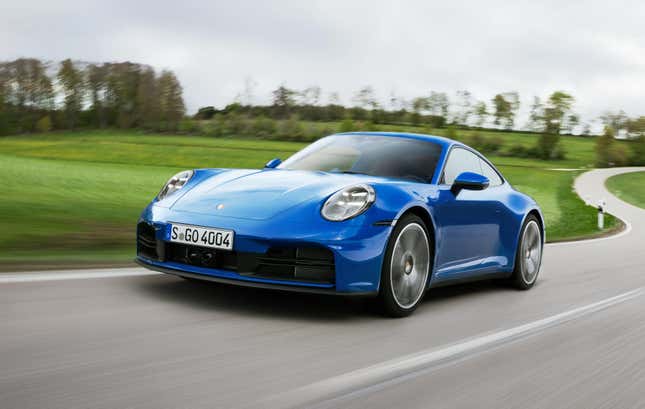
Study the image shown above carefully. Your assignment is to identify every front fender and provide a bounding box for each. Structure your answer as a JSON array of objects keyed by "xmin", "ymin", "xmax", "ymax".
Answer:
[{"xmin": 369, "ymin": 183, "xmax": 439, "ymax": 224}]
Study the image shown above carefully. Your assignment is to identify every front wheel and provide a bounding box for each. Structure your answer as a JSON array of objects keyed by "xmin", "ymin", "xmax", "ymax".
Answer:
[
  {"xmin": 509, "ymin": 215, "xmax": 543, "ymax": 290},
  {"xmin": 378, "ymin": 214, "xmax": 432, "ymax": 317}
]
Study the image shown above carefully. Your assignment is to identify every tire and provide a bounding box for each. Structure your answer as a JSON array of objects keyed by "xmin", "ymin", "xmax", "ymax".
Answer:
[
  {"xmin": 378, "ymin": 214, "xmax": 432, "ymax": 317},
  {"xmin": 509, "ymin": 215, "xmax": 543, "ymax": 290}
]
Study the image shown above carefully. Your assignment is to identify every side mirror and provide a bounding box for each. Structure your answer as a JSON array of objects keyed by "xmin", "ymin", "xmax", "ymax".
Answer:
[
  {"xmin": 451, "ymin": 172, "xmax": 490, "ymax": 194},
  {"xmin": 264, "ymin": 158, "xmax": 282, "ymax": 169}
]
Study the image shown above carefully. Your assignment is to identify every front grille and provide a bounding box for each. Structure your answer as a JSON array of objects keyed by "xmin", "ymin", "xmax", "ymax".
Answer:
[
  {"xmin": 166, "ymin": 243, "xmax": 238, "ymax": 271},
  {"xmin": 137, "ymin": 222, "xmax": 165, "ymax": 261},
  {"xmin": 243, "ymin": 247, "xmax": 335, "ymax": 283},
  {"xmin": 165, "ymin": 243, "xmax": 335, "ymax": 284}
]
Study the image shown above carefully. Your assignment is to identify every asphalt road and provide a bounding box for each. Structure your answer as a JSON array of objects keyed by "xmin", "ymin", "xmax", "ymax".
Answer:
[{"xmin": 2, "ymin": 167, "xmax": 644, "ymax": 409}]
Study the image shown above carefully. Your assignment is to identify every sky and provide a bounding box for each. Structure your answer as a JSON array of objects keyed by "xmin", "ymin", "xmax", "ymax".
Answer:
[{"xmin": 2, "ymin": 0, "xmax": 645, "ymax": 128}]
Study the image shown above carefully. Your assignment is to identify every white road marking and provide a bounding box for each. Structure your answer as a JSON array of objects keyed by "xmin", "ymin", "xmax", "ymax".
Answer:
[
  {"xmin": 262, "ymin": 288, "xmax": 644, "ymax": 408},
  {"xmin": 0, "ymin": 268, "xmax": 159, "ymax": 283}
]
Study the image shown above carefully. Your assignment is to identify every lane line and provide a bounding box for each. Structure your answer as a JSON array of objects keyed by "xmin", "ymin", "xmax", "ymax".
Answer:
[
  {"xmin": 0, "ymin": 268, "xmax": 159, "ymax": 283},
  {"xmin": 260, "ymin": 287, "xmax": 644, "ymax": 409}
]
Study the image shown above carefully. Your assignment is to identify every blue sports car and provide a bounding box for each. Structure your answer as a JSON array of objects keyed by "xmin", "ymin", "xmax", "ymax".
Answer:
[{"xmin": 137, "ymin": 132, "xmax": 544, "ymax": 316}]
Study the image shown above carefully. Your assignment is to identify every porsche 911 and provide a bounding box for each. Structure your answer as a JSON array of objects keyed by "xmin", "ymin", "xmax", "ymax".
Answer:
[{"xmin": 136, "ymin": 132, "xmax": 544, "ymax": 316}]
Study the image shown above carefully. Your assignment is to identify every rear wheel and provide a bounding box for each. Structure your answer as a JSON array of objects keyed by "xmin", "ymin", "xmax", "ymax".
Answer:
[
  {"xmin": 378, "ymin": 214, "xmax": 432, "ymax": 317},
  {"xmin": 510, "ymin": 215, "xmax": 543, "ymax": 290}
]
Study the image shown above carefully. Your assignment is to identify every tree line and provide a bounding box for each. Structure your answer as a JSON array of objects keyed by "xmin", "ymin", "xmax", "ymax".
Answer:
[
  {"xmin": 1, "ymin": 61, "xmax": 642, "ymax": 164},
  {"xmin": 197, "ymin": 85, "xmax": 587, "ymax": 131},
  {"xmin": 0, "ymin": 58, "xmax": 185, "ymax": 135},
  {"xmin": 193, "ymin": 83, "xmax": 644, "ymax": 162}
]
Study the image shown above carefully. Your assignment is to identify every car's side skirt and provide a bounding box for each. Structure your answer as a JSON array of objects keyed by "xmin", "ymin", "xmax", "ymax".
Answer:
[{"xmin": 428, "ymin": 271, "xmax": 512, "ymax": 289}]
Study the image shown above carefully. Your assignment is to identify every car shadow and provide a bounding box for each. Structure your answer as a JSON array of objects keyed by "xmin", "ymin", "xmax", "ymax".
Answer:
[
  {"xmin": 135, "ymin": 275, "xmax": 376, "ymax": 322},
  {"xmin": 423, "ymin": 280, "xmax": 518, "ymax": 306},
  {"xmin": 136, "ymin": 274, "xmax": 515, "ymax": 322}
]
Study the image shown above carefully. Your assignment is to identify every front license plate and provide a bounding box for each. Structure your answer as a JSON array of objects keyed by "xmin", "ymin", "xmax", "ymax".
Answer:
[{"xmin": 169, "ymin": 223, "xmax": 234, "ymax": 250}]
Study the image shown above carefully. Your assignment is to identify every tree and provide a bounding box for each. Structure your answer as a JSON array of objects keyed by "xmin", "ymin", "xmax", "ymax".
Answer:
[
  {"xmin": 411, "ymin": 96, "xmax": 430, "ymax": 125},
  {"xmin": 454, "ymin": 90, "xmax": 472, "ymax": 126},
  {"xmin": 12, "ymin": 58, "xmax": 54, "ymax": 111},
  {"xmin": 627, "ymin": 116, "xmax": 645, "ymax": 165},
  {"xmin": 135, "ymin": 67, "xmax": 160, "ymax": 128},
  {"xmin": 595, "ymin": 126, "xmax": 628, "ymax": 167},
  {"xmin": 35, "ymin": 115, "xmax": 52, "ymax": 132},
  {"xmin": 352, "ymin": 86, "xmax": 378, "ymax": 110},
  {"xmin": 104, "ymin": 62, "xmax": 141, "ymax": 128},
  {"xmin": 564, "ymin": 114, "xmax": 580, "ymax": 133},
  {"xmin": 388, "ymin": 91, "xmax": 402, "ymax": 111},
  {"xmin": 0, "ymin": 63, "xmax": 8, "ymax": 109},
  {"xmin": 300, "ymin": 86, "xmax": 321, "ymax": 106},
  {"xmin": 194, "ymin": 106, "xmax": 216, "ymax": 120},
  {"xmin": 492, "ymin": 92, "xmax": 519, "ymax": 130},
  {"xmin": 600, "ymin": 111, "xmax": 629, "ymax": 133},
  {"xmin": 411, "ymin": 97, "xmax": 430, "ymax": 113},
  {"xmin": 0, "ymin": 58, "xmax": 186, "ymax": 132},
  {"xmin": 57, "ymin": 59, "xmax": 85, "ymax": 129},
  {"xmin": 527, "ymin": 96, "xmax": 543, "ymax": 131},
  {"xmin": 241, "ymin": 76, "xmax": 257, "ymax": 106},
  {"xmin": 473, "ymin": 101, "xmax": 487, "ymax": 127},
  {"xmin": 492, "ymin": 94, "xmax": 510, "ymax": 128},
  {"xmin": 543, "ymin": 91, "xmax": 575, "ymax": 132},
  {"xmin": 428, "ymin": 91, "xmax": 449, "ymax": 120},
  {"xmin": 157, "ymin": 70, "xmax": 185, "ymax": 130},
  {"xmin": 533, "ymin": 91, "xmax": 575, "ymax": 159},
  {"xmin": 327, "ymin": 91, "xmax": 341, "ymax": 106},
  {"xmin": 626, "ymin": 116, "xmax": 645, "ymax": 138},
  {"xmin": 271, "ymin": 85, "xmax": 296, "ymax": 118},
  {"xmin": 86, "ymin": 63, "xmax": 108, "ymax": 127},
  {"xmin": 3, "ymin": 58, "xmax": 54, "ymax": 131},
  {"xmin": 630, "ymin": 135, "xmax": 645, "ymax": 165}
]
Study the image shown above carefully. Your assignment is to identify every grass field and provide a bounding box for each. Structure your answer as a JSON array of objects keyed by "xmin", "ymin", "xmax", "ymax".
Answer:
[
  {"xmin": 606, "ymin": 171, "xmax": 645, "ymax": 209},
  {"xmin": 0, "ymin": 130, "xmax": 617, "ymax": 266}
]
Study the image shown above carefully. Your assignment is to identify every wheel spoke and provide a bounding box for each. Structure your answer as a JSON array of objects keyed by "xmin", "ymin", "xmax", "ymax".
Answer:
[
  {"xmin": 530, "ymin": 229, "xmax": 539, "ymax": 249},
  {"xmin": 530, "ymin": 249, "xmax": 541, "ymax": 269},
  {"xmin": 400, "ymin": 231, "xmax": 415, "ymax": 252},
  {"xmin": 412, "ymin": 238, "xmax": 426, "ymax": 257},
  {"xmin": 404, "ymin": 279, "xmax": 414, "ymax": 303}
]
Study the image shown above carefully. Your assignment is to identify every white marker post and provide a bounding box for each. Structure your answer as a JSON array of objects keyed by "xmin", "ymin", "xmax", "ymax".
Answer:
[{"xmin": 597, "ymin": 199, "xmax": 606, "ymax": 230}]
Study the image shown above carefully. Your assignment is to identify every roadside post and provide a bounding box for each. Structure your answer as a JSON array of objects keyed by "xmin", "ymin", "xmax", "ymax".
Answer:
[{"xmin": 597, "ymin": 199, "xmax": 606, "ymax": 229}]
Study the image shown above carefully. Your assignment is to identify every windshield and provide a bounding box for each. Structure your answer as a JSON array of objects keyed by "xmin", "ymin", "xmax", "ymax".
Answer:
[{"xmin": 278, "ymin": 134, "xmax": 443, "ymax": 183}]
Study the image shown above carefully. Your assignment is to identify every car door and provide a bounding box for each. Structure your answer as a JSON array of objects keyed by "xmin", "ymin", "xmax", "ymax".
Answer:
[
  {"xmin": 432, "ymin": 147, "xmax": 503, "ymax": 281},
  {"xmin": 477, "ymin": 156, "xmax": 515, "ymax": 271}
]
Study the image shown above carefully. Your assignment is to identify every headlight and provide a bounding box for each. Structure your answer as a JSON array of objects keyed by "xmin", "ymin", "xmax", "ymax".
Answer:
[
  {"xmin": 157, "ymin": 170, "xmax": 194, "ymax": 200},
  {"xmin": 321, "ymin": 184, "xmax": 376, "ymax": 221}
]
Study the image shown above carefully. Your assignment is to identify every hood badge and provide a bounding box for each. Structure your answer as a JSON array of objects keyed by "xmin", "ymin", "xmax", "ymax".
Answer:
[{"xmin": 216, "ymin": 203, "xmax": 225, "ymax": 210}]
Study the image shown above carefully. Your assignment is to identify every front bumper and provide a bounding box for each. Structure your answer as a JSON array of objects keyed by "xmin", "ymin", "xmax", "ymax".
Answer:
[
  {"xmin": 137, "ymin": 204, "xmax": 392, "ymax": 294},
  {"xmin": 136, "ymin": 258, "xmax": 376, "ymax": 296}
]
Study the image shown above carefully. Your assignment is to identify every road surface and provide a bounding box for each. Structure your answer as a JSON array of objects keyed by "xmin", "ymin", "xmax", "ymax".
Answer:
[{"xmin": 1, "ymin": 167, "xmax": 644, "ymax": 409}]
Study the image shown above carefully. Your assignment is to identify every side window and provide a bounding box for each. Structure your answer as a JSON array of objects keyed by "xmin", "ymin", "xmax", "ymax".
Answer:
[
  {"xmin": 442, "ymin": 148, "xmax": 482, "ymax": 185},
  {"xmin": 479, "ymin": 159, "xmax": 503, "ymax": 186}
]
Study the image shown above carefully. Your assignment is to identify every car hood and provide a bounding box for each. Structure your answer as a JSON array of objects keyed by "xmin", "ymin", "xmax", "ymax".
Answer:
[{"xmin": 171, "ymin": 169, "xmax": 371, "ymax": 220}]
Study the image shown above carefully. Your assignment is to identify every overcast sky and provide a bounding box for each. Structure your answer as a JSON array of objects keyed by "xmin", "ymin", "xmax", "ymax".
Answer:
[{"xmin": 2, "ymin": 0, "xmax": 644, "ymax": 127}]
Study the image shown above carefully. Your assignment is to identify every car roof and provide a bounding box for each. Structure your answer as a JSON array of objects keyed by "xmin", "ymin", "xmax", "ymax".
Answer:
[
  {"xmin": 334, "ymin": 131, "xmax": 460, "ymax": 149},
  {"xmin": 332, "ymin": 131, "xmax": 506, "ymax": 186}
]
